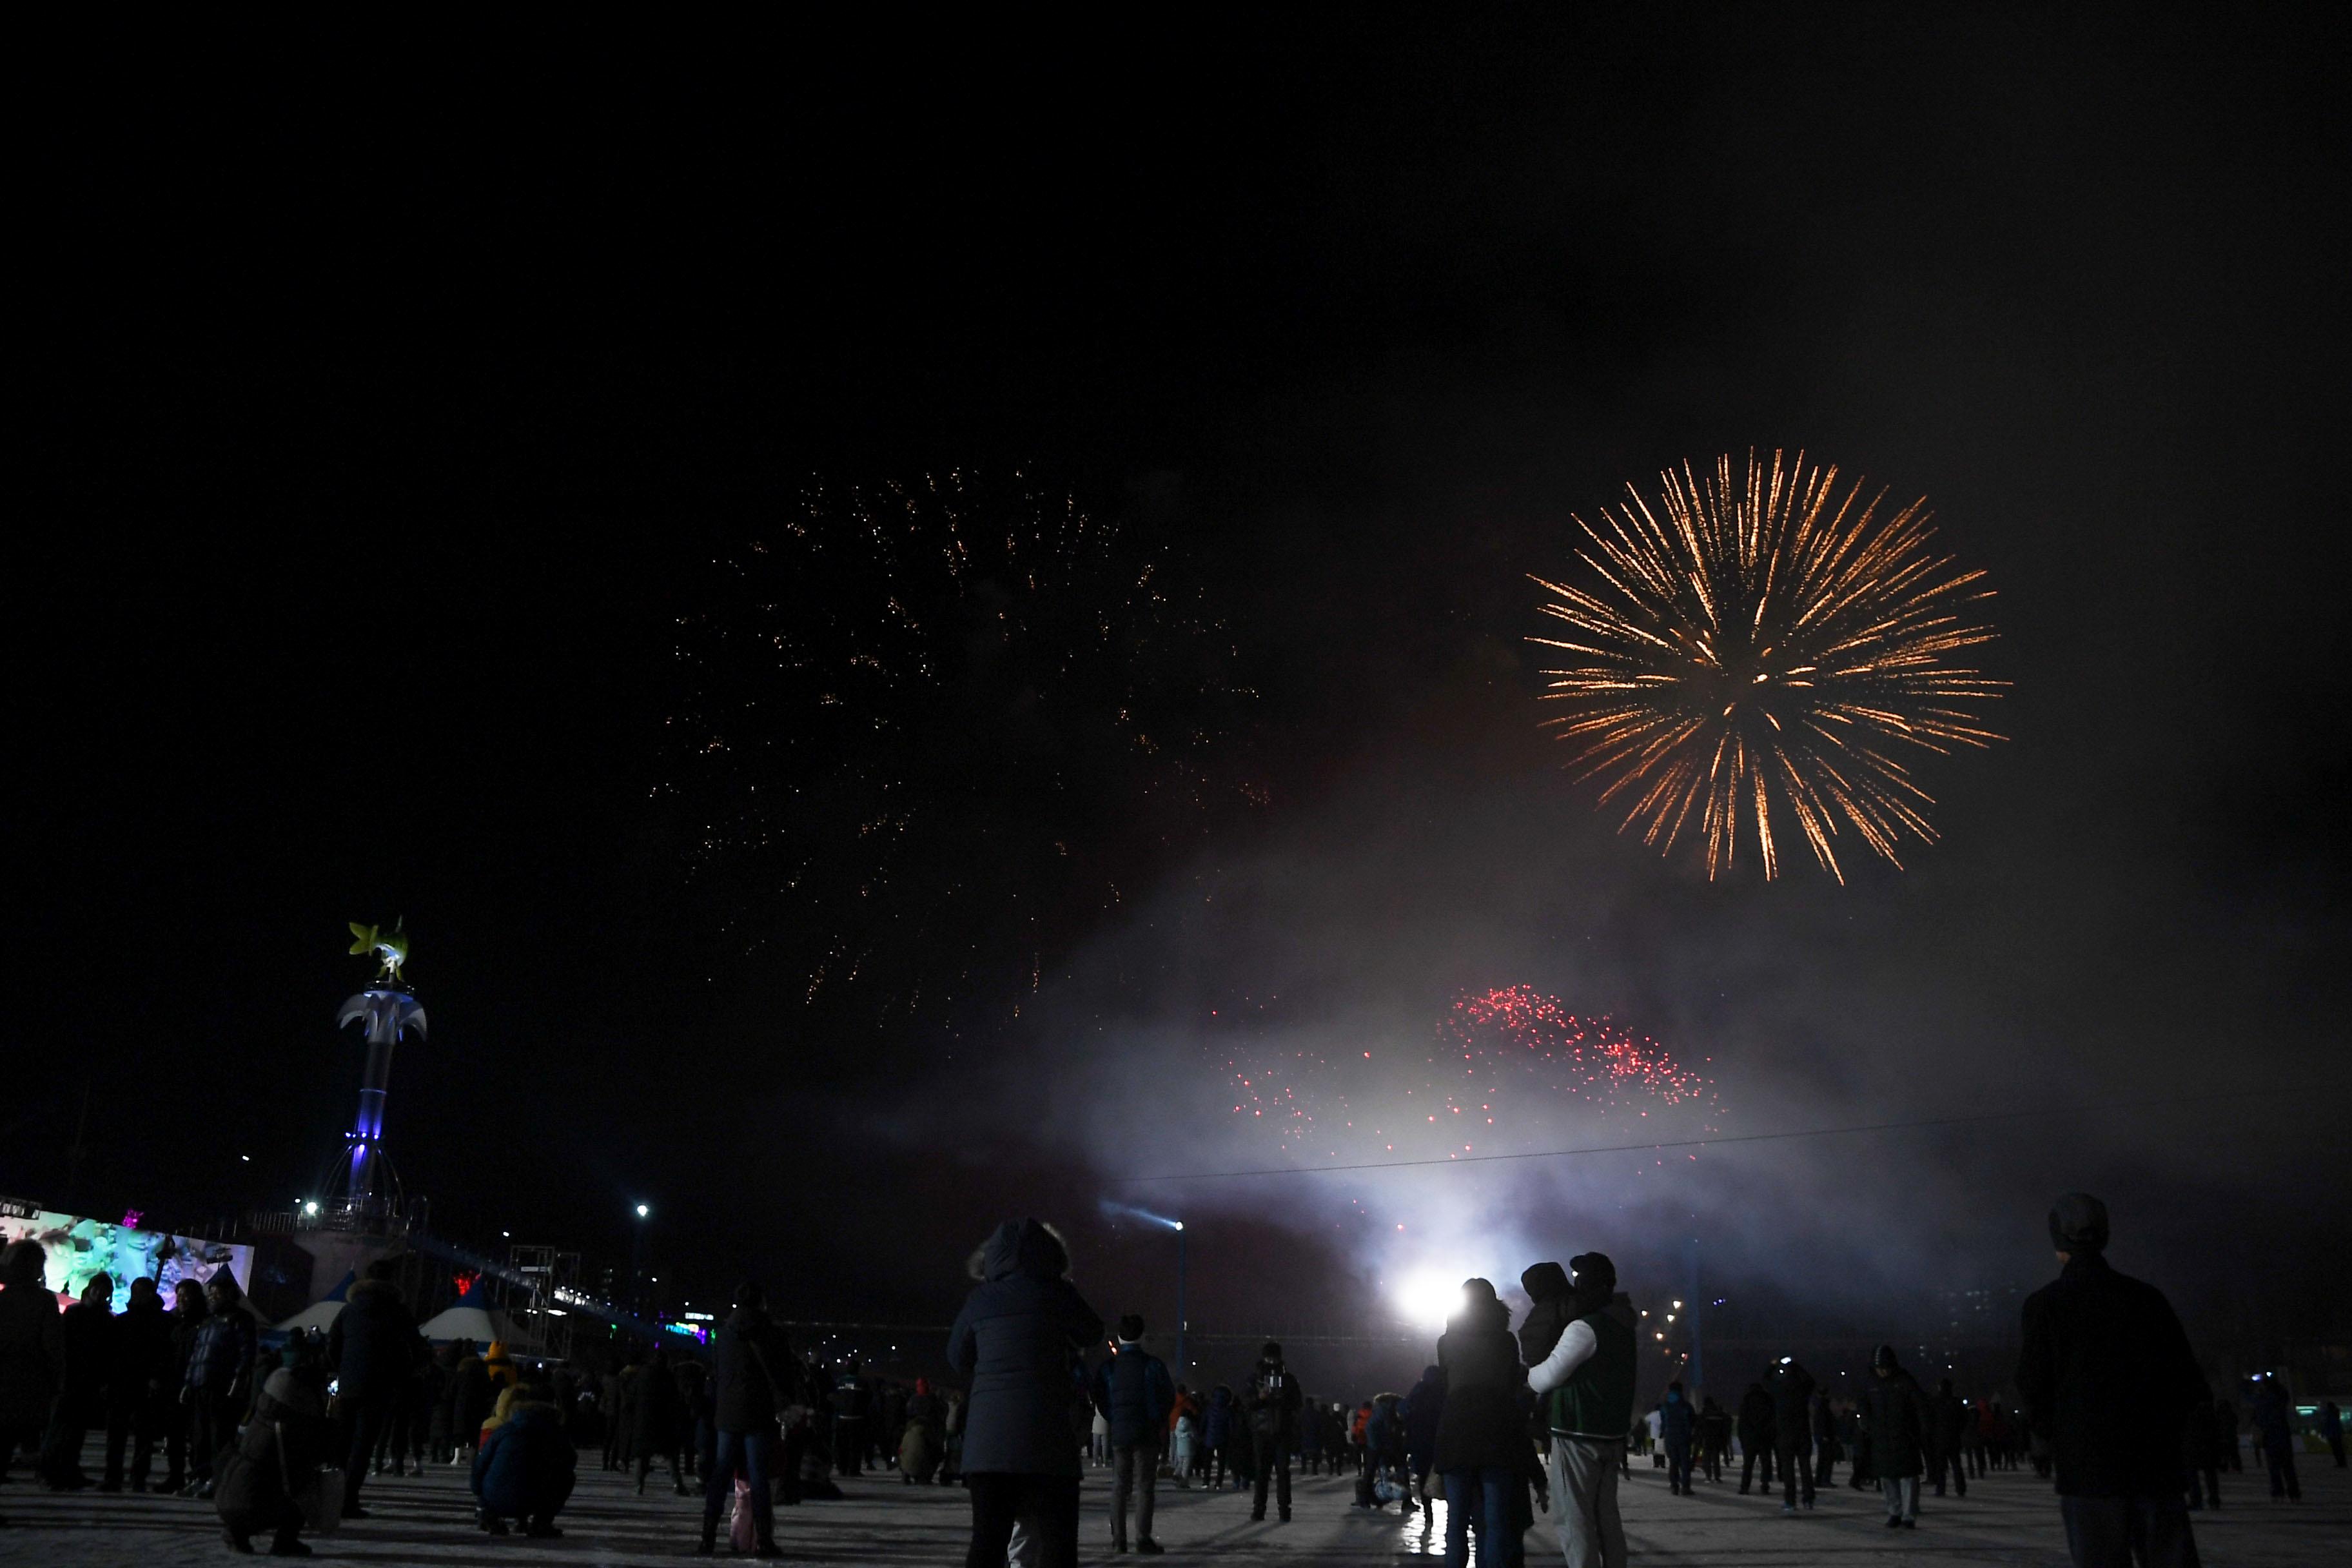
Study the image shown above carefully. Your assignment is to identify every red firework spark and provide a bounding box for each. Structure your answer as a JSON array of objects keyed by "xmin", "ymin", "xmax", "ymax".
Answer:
[
  {"xmin": 1215, "ymin": 985, "xmax": 1713, "ymax": 1161},
  {"xmin": 1442, "ymin": 985, "xmax": 1710, "ymax": 1106}
]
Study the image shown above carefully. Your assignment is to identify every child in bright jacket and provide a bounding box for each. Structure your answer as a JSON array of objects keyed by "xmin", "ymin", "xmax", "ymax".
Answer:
[{"xmin": 471, "ymin": 1384, "xmax": 576, "ymax": 1538}]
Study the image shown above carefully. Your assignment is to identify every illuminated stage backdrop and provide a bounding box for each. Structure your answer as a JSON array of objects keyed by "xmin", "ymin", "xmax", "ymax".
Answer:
[{"xmin": 0, "ymin": 1208, "xmax": 252, "ymax": 1310}]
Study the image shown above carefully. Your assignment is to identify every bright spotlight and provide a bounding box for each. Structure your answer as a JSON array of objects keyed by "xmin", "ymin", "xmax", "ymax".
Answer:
[
  {"xmin": 635, "ymin": 1203, "xmax": 651, "ymax": 1219},
  {"xmin": 1173, "ymin": 1221, "xmax": 1184, "ymax": 1231},
  {"xmin": 1393, "ymin": 1269, "xmax": 1469, "ymax": 1331}
]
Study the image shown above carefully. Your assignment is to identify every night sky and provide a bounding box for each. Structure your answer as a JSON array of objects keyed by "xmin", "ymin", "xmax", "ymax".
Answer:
[{"xmin": 19, "ymin": 12, "xmax": 2349, "ymax": 1384}]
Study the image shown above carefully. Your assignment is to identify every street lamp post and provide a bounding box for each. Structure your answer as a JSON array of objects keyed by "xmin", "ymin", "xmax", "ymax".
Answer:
[
  {"xmin": 1175, "ymin": 1221, "xmax": 1188, "ymax": 1380},
  {"xmin": 632, "ymin": 1203, "xmax": 652, "ymax": 1314}
]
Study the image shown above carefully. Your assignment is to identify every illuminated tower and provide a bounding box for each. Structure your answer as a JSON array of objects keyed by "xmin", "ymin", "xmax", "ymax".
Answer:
[{"xmin": 330, "ymin": 921, "xmax": 426, "ymax": 1231}]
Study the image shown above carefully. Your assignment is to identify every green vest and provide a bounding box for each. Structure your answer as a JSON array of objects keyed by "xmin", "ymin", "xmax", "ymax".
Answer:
[{"xmin": 1547, "ymin": 1309, "xmax": 1635, "ymax": 1438}]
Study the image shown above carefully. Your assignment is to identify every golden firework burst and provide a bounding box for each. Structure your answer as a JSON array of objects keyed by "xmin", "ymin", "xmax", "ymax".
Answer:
[{"xmin": 1531, "ymin": 450, "xmax": 2006, "ymax": 881}]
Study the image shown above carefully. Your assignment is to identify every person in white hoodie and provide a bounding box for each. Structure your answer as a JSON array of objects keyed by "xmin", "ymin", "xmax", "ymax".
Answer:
[{"xmin": 1522, "ymin": 1254, "xmax": 1636, "ymax": 1568}]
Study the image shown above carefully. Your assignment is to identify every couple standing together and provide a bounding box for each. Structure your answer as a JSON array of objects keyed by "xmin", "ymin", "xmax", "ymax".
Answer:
[{"xmin": 1435, "ymin": 1253, "xmax": 1633, "ymax": 1568}]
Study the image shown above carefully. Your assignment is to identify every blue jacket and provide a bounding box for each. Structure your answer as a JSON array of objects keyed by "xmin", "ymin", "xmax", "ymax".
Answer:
[
  {"xmin": 187, "ymin": 1309, "xmax": 255, "ymax": 1392},
  {"xmin": 946, "ymin": 1220, "xmax": 1103, "ymax": 1476},
  {"xmin": 1660, "ymin": 1391, "xmax": 1695, "ymax": 1447},
  {"xmin": 1204, "ymin": 1386, "xmax": 1233, "ymax": 1448},
  {"xmin": 1092, "ymin": 1343, "xmax": 1173, "ymax": 1449},
  {"xmin": 472, "ymin": 1403, "xmax": 576, "ymax": 1518}
]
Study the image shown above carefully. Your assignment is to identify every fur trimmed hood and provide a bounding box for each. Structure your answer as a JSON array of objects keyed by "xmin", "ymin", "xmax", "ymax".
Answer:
[{"xmin": 968, "ymin": 1219, "xmax": 1070, "ymax": 1282}]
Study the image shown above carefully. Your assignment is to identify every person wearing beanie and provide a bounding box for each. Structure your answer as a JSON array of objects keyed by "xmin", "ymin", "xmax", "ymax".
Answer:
[
  {"xmin": 1242, "ymin": 1340, "xmax": 1302, "ymax": 1522},
  {"xmin": 2016, "ymin": 1192, "xmax": 2208, "ymax": 1566},
  {"xmin": 1864, "ymin": 1345, "xmax": 1931, "ymax": 1527},
  {"xmin": 1090, "ymin": 1313, "xmax": 1173, "ymax": 1554},
  {"xmin": 184, "ymin": 1273, "xmax": 257, "ymax": 1498},
  {"xmin": 215, "ymin": 1364, "xmax": 329, "ymax": 1554},
  {"xmin": 1525, "ymin": 1251, "xmax": 1634, "ymax": 1568}
]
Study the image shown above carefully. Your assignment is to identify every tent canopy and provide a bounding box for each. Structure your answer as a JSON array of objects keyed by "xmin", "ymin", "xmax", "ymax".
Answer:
[
  {"xmin": 415, "ymin": 1302, "xmax": 537, "ymax": 1353},
  {"xmin": 275, "ymin": 1297, "xmax": 351, "ymax": 1335}
]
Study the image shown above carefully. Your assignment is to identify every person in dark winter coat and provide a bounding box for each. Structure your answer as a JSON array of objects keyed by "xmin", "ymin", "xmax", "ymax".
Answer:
[
  {"xmin": 0, "ymin": 1240, "xmax": 64, "ymax": 1498},
  {"xmin": 451, "ymin": 1340, "xmax": 493, "ymax": 1459},
  {"xmin": 1696, "ymin": 1396, "xmax": 1732, "ymax": 1484},
  {"xmin": 1864, "ymin": 1344, "xmax": 1932, "ymax": 1528},
  {"xmin": 2017, "ymin": 1193, "xmax": 2208, "ymax": 1565},
  {"xmin": 901, "ymin": 1378, "xmax": 946, "ymax": 1482},
  {"xmin": 948, "ymin": 1219, "xmax": 1101, "ymax": 1568},
  {"xmin": 2181, "ymin": 1396, "xmax": 2220, "ymax": 1510},
  {"xmin": 2212, "ymin": 1398, "xmax": 2240, "ymax": 1473},
  {"xmin": 160, "ymin": 1279, "xmax": 208, "ymax": 1491},
  {"xmin": 1930, "ymin": 1379, "xmax": 1970, "ymax": 1498},
  {"xmin": 1659, "ymin": 1382, "xmax": 1696, "ymax": 1495},
  {"xmin": 700, "ymin": 1280, "xmax": 797, "ymax": 1557},
  {"xmin": 1844, "ymin": 1399, "xmax": 1874, "ymax": 1488},
  {"xmin": 214, "ymin": 1364, "xmax": 329, "ymax": 1555},
  {"xmin": 1768, "ymin": 1357, "xmax": 1817, "ymax": 1511},
  {"xmin": 2320, "ymin": 1399, "xmax": 2344, "ymax": 1470},
  {"xmin": 371, "ymin": 1334, "xmax": 428, "ymax": 1476},
  {"xmin": 471, "ymin": 1383, "xmax": 576, "ymax": 1536},
  {"xmin": 1433, "ymin": 1279, "xmax": 1526, "ymax": 1568},
  {"xmin": 184, "ymin": 1273, "xmax": 257, "ymax": 1493},
  {"xmin": 632, "ymin": 1347, "xmax": 689, "ymax": 1496},
  {"xmin": 1090, "ymin": 1315, "xmax": 1173, "ymax": 1553},
  {"xmin": 668, "ymin": 1357, "xmax": 706, "ymax": 1481},
  {"xmin": 423, "ymin": 1343, "xmax": 458, "ymax": 1464},
  {"xmin": 1361, "ymin": 1391, "xmax": 1411, "ymax": 1511},
  {"xmin": 1202, "ymin": 1386, "xmax": 1235, "ymax": 1489},
  {"xmin": 44, "ymin": 1273, "xmax": 115, "ymax": 1489},
  {"xmin": 103, "ymin": 1277, "xmax": 174, "ymax": 1491},
  {"xmin": 328, "ymin": 1259, "xmax": 418, "ymax": 1518},
  {"xmin": 1242, "ymin": 1340, "xmax": 1304, "ymax": 1523},
  {"xmin": 830, "ymin": 1362, "xmax": 867, "ymax": 1476},
  {"xmin": 2249, "ymin": 1378, "xmax": 2299, "ymax": 1502},
  {"xmin": 1737, "ymin": 1381, "xmax": 1776, "ymax": 1493},
  {"xmin": 1516, "ymin": 1263, "xmax": 1574, "ymax": 1367},
  {"xmin": 1405, "ymin": 1364, "xmax": 1446, "ymax": 1505},
  {"xmin": 1812, "ymin": 1391, "xmax": 1841, "ymax": 1488},
  {"xmin": 881, "ymin": 1380, "xmax": 909, "ymax": 1472}
]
